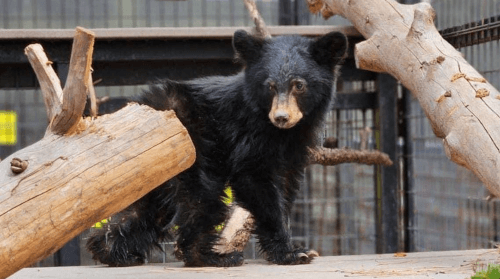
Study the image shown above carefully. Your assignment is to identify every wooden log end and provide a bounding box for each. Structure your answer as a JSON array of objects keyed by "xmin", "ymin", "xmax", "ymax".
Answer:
[
  {"xmin": 306, "ymin": 0, "xmax": 325, "ymax": 14},
  {"xmin": 354, "ymin": 39, "xmax": 386, "ymax": 73},
  {"xmin": 407, "ymin": 3, "xmax": 436, "ymax": 40},
  {"xmin": 76, "ymin": 26, "xmax": 95, "ymax": 37}
]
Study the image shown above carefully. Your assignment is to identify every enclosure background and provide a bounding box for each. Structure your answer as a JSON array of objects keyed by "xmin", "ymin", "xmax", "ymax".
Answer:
[{"xmin": 1, "ymin": 0, "xmax": 499, "ymax": 266}]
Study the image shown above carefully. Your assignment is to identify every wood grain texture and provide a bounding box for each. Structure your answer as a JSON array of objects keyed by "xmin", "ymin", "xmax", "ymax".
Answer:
[
  {"xmin": 308, "ymin": 0, "xmax": 500, "ymax": 196},
  {"xmin": 0, "ymin": 104, "xmax": 195, "ymax": 279}
]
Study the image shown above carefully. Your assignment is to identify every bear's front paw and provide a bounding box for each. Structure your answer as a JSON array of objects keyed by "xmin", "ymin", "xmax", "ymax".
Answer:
[{"xmin": 267, "ymin": 249, "xmax": 319, "ymax": 265}]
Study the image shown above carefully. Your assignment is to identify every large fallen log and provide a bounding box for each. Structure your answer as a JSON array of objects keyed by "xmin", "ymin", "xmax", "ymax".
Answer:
[
  {"xmin": 0, "ymin": 27, "xmax": 195, "ymax": 279},
  {"xmin": 307, "ymin": 0, "xmax": 500, "ymax": 197}
]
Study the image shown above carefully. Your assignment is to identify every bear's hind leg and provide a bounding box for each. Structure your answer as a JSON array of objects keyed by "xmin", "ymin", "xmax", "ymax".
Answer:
[{"xmin": 86, "ymin": 182, "xmax": 177, "ymax": 267}]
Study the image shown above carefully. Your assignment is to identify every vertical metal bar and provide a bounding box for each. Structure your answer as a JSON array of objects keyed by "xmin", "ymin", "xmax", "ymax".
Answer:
[
  {"xmin": 90, "ymin": 0, "xmax": 95, "ymax": 28},
  {"xmin": 216, "ymin": 0, "xmax": 221, "ymax": 27},
  {"xmin": 33, "ymin": 0, "xmax": 38, "ymax": 28},
  {"xmin": 304, "ymin": 167, "xmax": 311, "ymax": 250},
  {"xmin": 104, "ymin": 0, "xmax": 109, "ymax": 28},
  {"xmin": 118, "ymin": 0, "xmax": 123, "ymax": 27},
  {"xmin": 61, "ymin": 0, "xmax": 66, "ymax": 29},
  {"xmin": 46, "ymin": 0, "xmax": 51, "ymax": 28},
  {"xmin": 188, "ymin": 0, "xmax": 193, "ymax": 27},
  {"xmin": 334, "ymin": 109, "xmax": 342, "ymax": 255},
  {"xmin": 202, "ymin": 0, "xmax": 207, "ymax": 27},
  {"xmin": 2, "ymin": 0, "xmax": 8, "ymax": 28},
  {"xmin": 494, "ymin": 201, "xmax": 499, "ymax": 243},
  {"xmin": 279, "ymin": 0, "xmax": 292, "ymax": 25},
  {"xmin": 132, "ymin": 0, "xmax": 137, "ymax": 27},
  {"xmin": 146, "ymin": 0, "xmax": 152, "ymax": 27},
  {"xmin": 294, "ymin": 0, "xmax": 310, "ymax": 25},
  {"xmin": 159, "ymin": 0, "xmax": 166, "ymax": 27},
  {"xmin": 54, "ymin": 237, "xmax": 81, "ymax": 266},
  {"xmin": 402, "ymin": 88, "xmax": 416, "ymax": 252},
  {"xmin": 375, "ymin": 74, "xmax": 399, "ymax": 254},
  {"xmin": 174, "ymin": 1, "xmax": 180, "ymax": 27},
  {"xmin": 229, "ymin": 0, "xmax": 235, "ymax": 27},
  {"xmin": 17, "ymin": 0, "xmax": 22, "ymax": 28}
]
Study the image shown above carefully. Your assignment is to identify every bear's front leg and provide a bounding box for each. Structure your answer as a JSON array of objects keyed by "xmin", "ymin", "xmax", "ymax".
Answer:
[
  {"xmin": 173, "ymin": 176, "xmax": 244, "ymax": 267},
  {"xmin": 232, "ymin": 175, "xmax": 318, "ymax": 265}
]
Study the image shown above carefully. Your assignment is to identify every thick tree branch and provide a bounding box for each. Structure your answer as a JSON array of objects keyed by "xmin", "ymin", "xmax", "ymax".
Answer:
[
  {"xmin": 308, "ymin": 147, "xmax": 393, "ymax": 166},
  {"xmin": 307, "ymin": 0, "xmax": 500, "ymax": 197}
]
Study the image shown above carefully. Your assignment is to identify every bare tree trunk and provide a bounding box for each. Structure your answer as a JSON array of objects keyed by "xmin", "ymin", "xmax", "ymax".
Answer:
[
  {"xmin": 307, "ymin": 0, "xmax": 500, "ymax": 197},
  {"xmin": 0, "ymin": 28, "xmax": 195, "ymax": 279}
]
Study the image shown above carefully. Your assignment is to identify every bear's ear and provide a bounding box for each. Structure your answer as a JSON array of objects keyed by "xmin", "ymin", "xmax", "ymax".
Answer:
[
  {"xmin": 232, "ymin": 30, "xmax": 265, "ymax": 65},
  {"xmin": 309, "ymin": 31, "xmax": 348, "ymax": 70}
]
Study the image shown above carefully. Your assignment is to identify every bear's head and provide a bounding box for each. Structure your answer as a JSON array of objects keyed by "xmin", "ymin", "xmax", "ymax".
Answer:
[{"xmin": 233, "ymin": 30, "xmax": 348, "ymax": 129}]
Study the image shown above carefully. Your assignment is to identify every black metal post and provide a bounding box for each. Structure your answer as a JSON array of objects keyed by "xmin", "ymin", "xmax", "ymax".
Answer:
[
  {"xmin": 375, "ymin": 74, "xmax": 399, "ymax": 254},
  {"xmin": 401, "ymin": 88, "xmax": 416, "ymax": 252},
  {"xmin": 279, "ymin": 0, "xmax": 310, "ymax": 26},
  {"xmin": 279, "ymin": 0, "xmax": 293, "ymax": 25},
  {"xmin": 294, "ymin": 0, "xmax": 310, "ymax": 25}
]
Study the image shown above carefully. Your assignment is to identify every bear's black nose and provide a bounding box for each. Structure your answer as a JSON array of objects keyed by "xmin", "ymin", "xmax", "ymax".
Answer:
[{"xmin": 274, "ymin": 111, "xmax": 289, "ymax": 126}]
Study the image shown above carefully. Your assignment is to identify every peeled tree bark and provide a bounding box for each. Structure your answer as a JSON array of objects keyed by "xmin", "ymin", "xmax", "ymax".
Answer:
[
  {"xmin": 0, "ymin": 27, "xmax": 195, "ymax": 278},
  {"xmin": 308, "ymin": 0, "xmax": 500, "ymax": 197}
]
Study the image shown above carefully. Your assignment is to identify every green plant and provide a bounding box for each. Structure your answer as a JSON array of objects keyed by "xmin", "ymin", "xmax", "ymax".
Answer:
[{"xmin": 471, "ymin": 264, "xmax": 500, "ymax": 279}]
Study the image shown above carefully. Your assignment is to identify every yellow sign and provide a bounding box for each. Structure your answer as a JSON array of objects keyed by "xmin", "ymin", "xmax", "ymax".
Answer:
[{"xmin": 0, "ymin": 111, "xmax": 17, "ymax": 145}]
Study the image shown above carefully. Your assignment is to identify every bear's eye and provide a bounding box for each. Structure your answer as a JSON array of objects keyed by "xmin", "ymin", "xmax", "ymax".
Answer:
[
  {"xmin": 268, "ymin": 84, "xmax": 276, "ymax": 92},
  {"xmin": 294, "ymin": 82, "xmax": 305, "ymax": 92}
]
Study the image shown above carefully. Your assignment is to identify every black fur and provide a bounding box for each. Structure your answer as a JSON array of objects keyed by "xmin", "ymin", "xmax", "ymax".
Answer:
[{"xmin": 86, "ymin": 30, "xmax": 347, "ymax": 267}]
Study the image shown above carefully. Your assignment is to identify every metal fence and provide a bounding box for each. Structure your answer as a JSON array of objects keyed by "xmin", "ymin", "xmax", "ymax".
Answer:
[{"xmin": 1, "ymin": 0, "xmax": 500, "ymax": 267}]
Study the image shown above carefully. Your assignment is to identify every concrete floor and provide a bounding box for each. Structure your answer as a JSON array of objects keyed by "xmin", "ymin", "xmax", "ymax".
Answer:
[{"xmin": 9, "ymin": 249, "xmax": 500, "ymax": 279}]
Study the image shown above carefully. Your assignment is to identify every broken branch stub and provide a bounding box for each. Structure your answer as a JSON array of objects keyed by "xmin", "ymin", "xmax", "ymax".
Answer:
[
  {"xmin": 24, "ymin": 44, "xmax": 63, "ymax": 121},
  {"xmin": 51, "ymin": 27, "xmax": 95, "ymax": 135},
  {"xmin": 307, "ymin": 0, "xmax": 500, "ymax": 197}
]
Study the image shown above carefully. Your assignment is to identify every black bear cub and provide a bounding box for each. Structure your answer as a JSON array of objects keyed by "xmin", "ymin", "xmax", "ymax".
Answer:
[{"xmin": 86, "ymin": 30, "xmax": 348, "ymax": 267}]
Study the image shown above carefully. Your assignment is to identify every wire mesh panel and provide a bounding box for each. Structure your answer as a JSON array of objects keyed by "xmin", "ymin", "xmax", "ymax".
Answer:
[
  {"xmin": 0, "ymin": 0, "xmax": 350, "ymax": 29},
  {"xmin": 292, "ymin": 81, "xmax": 378, "ymax": 257}
]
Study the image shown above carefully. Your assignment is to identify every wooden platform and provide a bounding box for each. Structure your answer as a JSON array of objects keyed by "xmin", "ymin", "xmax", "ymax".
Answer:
[{"xmin": 9, "ymin": 249, "xmax": 500, "ymax": 279}]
